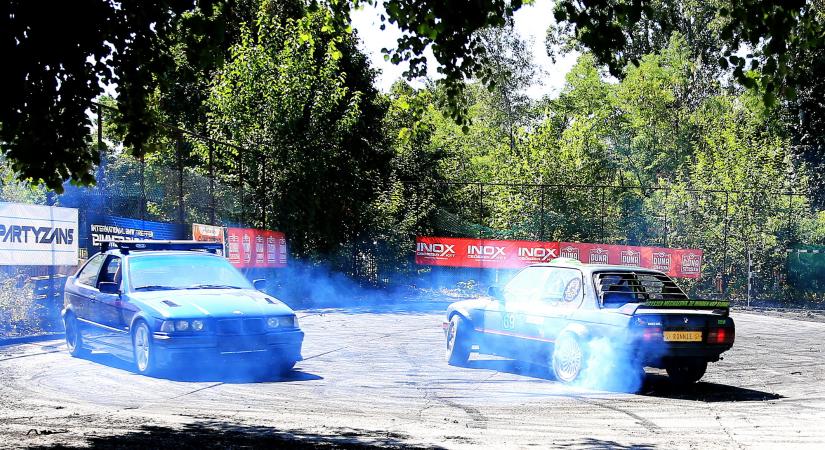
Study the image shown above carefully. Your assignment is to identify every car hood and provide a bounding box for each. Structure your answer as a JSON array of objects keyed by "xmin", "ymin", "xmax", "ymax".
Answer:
[{"xmin": 127, "ymin": 289, "xmax": 295, "ymax": 319}]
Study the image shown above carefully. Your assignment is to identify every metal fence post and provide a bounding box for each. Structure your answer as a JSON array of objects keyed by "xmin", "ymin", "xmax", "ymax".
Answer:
[
  {"xmin": 209, "ymin": 143, "xmax": 216, "ymax": 225},
  {"xmin": 140, "ymin": 154, "xmax": 146, "ymax": 223},
  {"xmin": 600, "ymin": 186, "xmax": 606, "ymax": 243},
  {"xmin": 722, "ymin": 191, "xmax": 730, "ymax": 298},
  {"xmin": 478, "ymin": 183, "xmax": 484, "ymax": 233},
  {"xmin": 240, "ymin": 147, "xmax": 245, "ymax": 226},
  {"xmin": 539, "ymin": 186, "xmax": 545, "ymax": 241},
  {"xmin": 176, "ymin": 136, "xmax": 185, "ymax": 224}
]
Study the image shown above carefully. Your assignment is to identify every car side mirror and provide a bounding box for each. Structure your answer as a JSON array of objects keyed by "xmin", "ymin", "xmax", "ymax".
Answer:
[
  {"xmin": 253, "ymin": 279, "xmax": 267, "ymax": 291},
  {"xmin": 487, "ymin": 286, "xmax": 504, "ymax": 301},
  {"xmin": 98, "ymin": 282, "xmax": 120, "ymax": 295}
]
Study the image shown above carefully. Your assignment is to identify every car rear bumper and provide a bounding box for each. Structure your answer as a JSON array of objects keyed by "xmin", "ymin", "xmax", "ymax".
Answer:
[
  {"xmin": 152, "ymin": 329, "xmax": 304, "ymax": 364},
  {"xmin": 635, "ymin": 343, "xmax": 733, "ymax": 366}
]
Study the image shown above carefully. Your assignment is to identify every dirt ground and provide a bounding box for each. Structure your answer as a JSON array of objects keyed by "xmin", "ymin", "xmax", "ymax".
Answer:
[{"xmin": 1, "ymin": 300, "xmax": 824, "ymax": 449}]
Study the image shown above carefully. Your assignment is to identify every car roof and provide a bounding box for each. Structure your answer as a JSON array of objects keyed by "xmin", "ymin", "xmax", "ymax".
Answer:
[
  {"xmin": 102, "ymin": 249, "xmax": 221, "ymax": 258},
  {"xmin": 527, "ymin": 261, "xmax": 668, "ymax": 276}
]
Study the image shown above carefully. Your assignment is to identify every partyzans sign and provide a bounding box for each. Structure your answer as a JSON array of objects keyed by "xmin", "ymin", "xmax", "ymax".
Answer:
[
  {"xmin": 0, "ymin": 202, "xmax": 79, "ymax": 266},
  {"xmin": 415, "ymin": 236, "xmax": 703, "ymax": 278}
]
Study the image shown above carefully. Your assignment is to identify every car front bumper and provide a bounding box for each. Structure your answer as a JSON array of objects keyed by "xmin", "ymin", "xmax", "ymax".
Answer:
[{"xmin": 152, "ymin": 329, "xmax": 304, "ymax": 364}]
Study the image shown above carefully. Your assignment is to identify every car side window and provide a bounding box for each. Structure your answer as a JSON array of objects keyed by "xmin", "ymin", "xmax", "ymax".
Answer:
[
  {"xmin": 503, "ymin": 267, "xmax": 552, "ymax": 303},
  {"xmin": 540, "ymin": 268, "xmax": 584, "ymax": 307},
  {"xmin": 97, "ymin": 256, "xmax": 122, "ymax": 288},
  {"xmin": 76, "ymin": 254, "xmax": 105, "ymax": 287}
]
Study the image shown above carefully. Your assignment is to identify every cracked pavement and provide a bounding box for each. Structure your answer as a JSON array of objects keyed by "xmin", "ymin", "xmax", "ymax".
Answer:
[{"xmin": 1, "ymin": 300, "xmax": 824, "ymax": 449}]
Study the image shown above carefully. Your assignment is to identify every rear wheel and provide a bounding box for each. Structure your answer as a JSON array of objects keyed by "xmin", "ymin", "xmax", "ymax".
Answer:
[
  {"xmin": 446, "ymin": 314, "xmax": 472, "ymax": 366},
  {"xmin": 132, "ymin": 321, "xmax": 158, "ymax": 376},
  {"xmin": 665, "ymin": 359, "xmax": 707, "ymax": 385},
  {"xmin": 64, "ymin": 313, "xmax": 88, "ymax": 357},
  {"xmin": 552, "ymin": 334, "xmax": 586, "ymax": 383}
]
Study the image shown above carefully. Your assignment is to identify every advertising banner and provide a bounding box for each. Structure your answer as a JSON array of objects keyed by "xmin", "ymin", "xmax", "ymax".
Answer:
[
  {"xmin": 0, "ymin": 202, "xmax": 79, "ymax": 266},
  {"xmin": 558, "ymin": 242, "xmax": 703, "ymax": 278},
  {"xmin": 86, "ymin": 215, "xmax": 185, "ymax": 255},
  {"xmin": 415, "ymin": 236, "xmax": 560, "ymax": 269},
  {"xmin": 226, "ymin": 227, "xmax": 287, "ymax": 268},
  {"xmin": 192, "ymin": 223, "xmax": 226, "ymax": 256},
  {"xmin": 415, "ymin": 236, "xmax": 703, "ymax": 278}
]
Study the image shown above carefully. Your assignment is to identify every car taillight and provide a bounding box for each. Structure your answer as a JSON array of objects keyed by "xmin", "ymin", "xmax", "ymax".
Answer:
[
  {"xmin": 642, "ymin": 327, "xmax": 663, "ymax": 341},
  {"xmin": 707, "ymin": 327, "xmax": 735, "ymax": 344}
]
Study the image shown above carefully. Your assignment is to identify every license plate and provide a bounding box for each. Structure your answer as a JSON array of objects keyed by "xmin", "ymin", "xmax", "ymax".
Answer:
[{"xmin": 663, "ymin": 331, "xmax": 702, "ymax": 342}]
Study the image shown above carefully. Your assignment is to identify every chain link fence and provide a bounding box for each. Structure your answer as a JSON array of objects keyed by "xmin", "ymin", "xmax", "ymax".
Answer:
[{"xmin": 2, "ymin": 103, "xmax": 823, "ymax": 337}]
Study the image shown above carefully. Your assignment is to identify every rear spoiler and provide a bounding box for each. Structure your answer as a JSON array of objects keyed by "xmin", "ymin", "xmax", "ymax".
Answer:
[{"xmin": 617, "ymin": 300, "xmax": 730, "ymax": 316}]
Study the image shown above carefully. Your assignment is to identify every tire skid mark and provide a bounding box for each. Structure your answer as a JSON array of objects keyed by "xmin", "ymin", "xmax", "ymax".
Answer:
[
  {"xmin": 301, "ymin": 326, "xmax": 434, "ymax": 361},
  {"xmin": 0, "ymin": 349, "xmax": 62, "ymax": 362},
  {"xmin": 568, "ymin": 396, "xmax": 661, "ymax": 433},
  {"xmin": 397, "ymin": 346, "xmax": 488, "ymax": 429}
]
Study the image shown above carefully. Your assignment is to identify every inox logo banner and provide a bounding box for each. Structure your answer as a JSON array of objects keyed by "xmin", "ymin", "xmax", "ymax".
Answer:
[
  {"xmin": 415, "ymin": 237, "xmax": 703, "ymax": 277},
  {"xmin": 518, "ymin": 246, "xmax": 558, "ymax": 262},
  {"xmin": 468, "ymin": 245, "xmax": 506, "ymax": 259},
  {"xmin": 416, "ymin": 242, "xmax": 456, "ymax": 258}
]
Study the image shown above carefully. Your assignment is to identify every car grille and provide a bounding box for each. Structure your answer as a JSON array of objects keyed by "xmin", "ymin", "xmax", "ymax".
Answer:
[{"xmin": 216, "ymin": 318, "xmax": 265, "ymax": 335}]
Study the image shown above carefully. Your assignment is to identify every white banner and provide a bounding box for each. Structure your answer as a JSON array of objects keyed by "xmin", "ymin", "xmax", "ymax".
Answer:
[{"xmin": 0, "ymin": 202, "xmax": 79, "ymax": 266}]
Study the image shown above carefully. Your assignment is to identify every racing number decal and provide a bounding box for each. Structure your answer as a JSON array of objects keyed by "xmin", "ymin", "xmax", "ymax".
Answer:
[{"xmin": 502, "ymin": 312, "xmax": 516, "ymax": 330}]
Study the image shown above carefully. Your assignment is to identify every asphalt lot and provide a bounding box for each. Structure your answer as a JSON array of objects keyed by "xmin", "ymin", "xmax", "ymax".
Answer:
[{"xmin": 1, "ymin": 299, "xmax": 824, "ymax": 449}]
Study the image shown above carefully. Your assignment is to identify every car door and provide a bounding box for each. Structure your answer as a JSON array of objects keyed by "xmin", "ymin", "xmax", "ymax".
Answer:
[
  {"xmin": 529, "ymin": 268, "xmax": 585, "ymax": 344},
  {"xmin": 93, "ymin": 255, "xmax": 132, "ymax": 354},
  {"xmin": 482, "ymin": 266, "xmax": 552, "ymax": 357},
  {"xmin": 69, "ymin": 254, "xmax": 106, "ymax": 340}
]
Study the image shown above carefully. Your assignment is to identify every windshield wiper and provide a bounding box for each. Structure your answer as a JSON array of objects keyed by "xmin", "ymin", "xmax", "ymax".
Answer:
[
  {"xmin": 133, "ymin": 285, "xmax": 178, "ymax": 291},
  {"xmin": 184, "ymin": 284, "xmax": 243, "ymax": 290}
]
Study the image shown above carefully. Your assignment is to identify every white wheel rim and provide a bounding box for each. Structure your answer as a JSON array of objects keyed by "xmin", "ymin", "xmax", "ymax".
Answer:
[
  {"xmin": 554, "ymin": 338, "xmax": 582, "ymax": 381},
  {"xmin": 447, "ymin": 318, "xmax": 458, "ymax": 351},
  {"xmin": 135, "ymin": 326, "xmax": 150, "ymax": 371},
  {"xmin": 66, "ymin": 319, "xmax": 77, "ymax": 351}
]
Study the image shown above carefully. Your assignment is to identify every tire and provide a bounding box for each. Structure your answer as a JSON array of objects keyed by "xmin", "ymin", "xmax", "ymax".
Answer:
[
  {"xmin": 446, "ymin": 314, "xmax": 472, "ymax": 366},
  {"xmin": 270, "ymin": 359, "xmax": 297, "ymax": 375},
  {"xmin": 665, "ymin": 359, "xmax": 707, "ymax": 385},
  {"xmin": 552, "ymin": 333, "xmax": 586, "ymax": 384},
  {"xmin": 64, "ymin": 313, "xmax": 88, "ymax": 357},
  {"xmin": 132, "ymin": 321, "xmax": 158, "ymax": 376}
]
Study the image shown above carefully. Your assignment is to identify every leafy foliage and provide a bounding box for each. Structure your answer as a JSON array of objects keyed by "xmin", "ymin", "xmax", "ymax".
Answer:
[{"xmin": 207, "ymin": 3, "xmax": 391, "ymax": 256}]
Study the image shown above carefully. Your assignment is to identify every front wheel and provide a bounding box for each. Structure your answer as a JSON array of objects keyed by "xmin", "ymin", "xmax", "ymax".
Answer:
[
  {"xmin": 132, "ymin": 321, "xmax": 158, "ymax": 376},
  {"xmin": 552, "ymin": 334, "xmax": 586, "ymax": 383},
  {"xmin": 665, "ymin": 359, "xmax": 707, "ymax": 385},
  {"xmin": 64, "ymin": 313, "xmax": 88, "ymax": 357},
  {"xmin": 446, "ymin": 315, "xmax": 472, "ymax": 366}
]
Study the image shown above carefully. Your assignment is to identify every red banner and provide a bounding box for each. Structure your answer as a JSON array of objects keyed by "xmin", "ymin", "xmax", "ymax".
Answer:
[
  {"xmin": 416, "ymin": 237, "xmax": 560, "ymax": 269},
  {"xmin": 416, "ymin": 237, "xmax": 702, "ymax": 278},
  {"xmin": 559, "ymin": 242, "xmax": 703, "ymax": 278},
  {"xmin": 226, "ymin": 227, "xmax": 287, "ymax": 268}
]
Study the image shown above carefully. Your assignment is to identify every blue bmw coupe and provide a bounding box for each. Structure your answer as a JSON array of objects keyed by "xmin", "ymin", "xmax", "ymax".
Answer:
[{"xmin": 62, "ymin": 241, "xmax": 303, "ymax": 376}]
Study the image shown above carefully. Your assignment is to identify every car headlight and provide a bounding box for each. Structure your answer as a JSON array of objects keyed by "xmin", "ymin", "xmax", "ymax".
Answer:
[
  {"xmin": 266, "ymin": 317, "xmax": 280, "ymax": 329},
  {"xmin": 192, "ymin": 320, "xmax": 205, "ymax": 331},
  {"xmin": 175, "ymin": 320, "xmax": 190, "ymax": 331},
  {"xmin": 160, "ymin": 321, "xmax": 174, "ymax": 333}
]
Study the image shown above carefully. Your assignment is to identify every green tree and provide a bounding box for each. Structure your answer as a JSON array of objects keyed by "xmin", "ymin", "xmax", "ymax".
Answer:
[{"xmin": 208, "ymin": 4, "xmax": 391, "ymax": 256}]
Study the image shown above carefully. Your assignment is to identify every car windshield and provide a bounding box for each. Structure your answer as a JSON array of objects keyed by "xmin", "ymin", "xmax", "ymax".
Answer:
[{"xmin": 128, "ymin": 253, "xmax": 253, "ymax": 291}]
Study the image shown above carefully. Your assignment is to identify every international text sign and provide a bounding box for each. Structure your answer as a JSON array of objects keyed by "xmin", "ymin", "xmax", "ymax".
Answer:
[
  {"xmin": 226, "ymin": 227, "xmax": 287, "ymax": 268},
  {"xmin": 87, "ymin": 215, "xmax": 185, "ymax": 254},
  {"xmin": 0, "ymin": 202, "xmax": 78, "ymax": 266},
  {"xmin": 415, "ymin": 237, "xmax": 703, "ymax": 278},
  {"xmin": 415, "ymin": 236, "xmax": 560, "ymax": 269}
]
